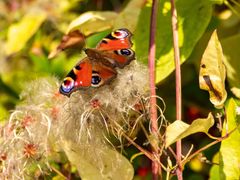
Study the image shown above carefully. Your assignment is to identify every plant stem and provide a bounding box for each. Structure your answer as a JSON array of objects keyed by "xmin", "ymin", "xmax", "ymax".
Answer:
[
  {"xmin": 224, "ymin": 0, "xmax": 240, "ymax": 18},
  {"xmin": 148, "ymin": 0, "xmax": 161, "ymax": 179},
  {"xmin": 50, "ymin": 165, "xmax": 67, "ymax": 178},
  {"xmin": 170, "ymin": 0, "xmax": 183, "ymax": 179},
  {"xmin": 121, "ymin": 132, "xmax": 154, "ymax": 162},
  {"xmin": 182, "ymin": 127, "xmax": 238, "ymax": 166}
]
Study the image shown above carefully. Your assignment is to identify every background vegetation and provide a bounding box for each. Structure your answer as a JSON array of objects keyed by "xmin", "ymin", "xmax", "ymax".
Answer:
[{"xmin": 0, "ymin": 0, "xmax": 240, "ymax": 179}]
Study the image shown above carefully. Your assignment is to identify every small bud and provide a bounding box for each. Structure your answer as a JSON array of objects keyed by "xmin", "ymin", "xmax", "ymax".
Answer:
[
  {"xmin": 23, "ymin": 143, "xmax": 38, "ymax": 158},
  {"xmin": 90, "ymin": 99, "xmax": 101, "ymax": 108},
  {"xmin": 21, "ymin": 115, "xmax": 33, "ymax": 128}
]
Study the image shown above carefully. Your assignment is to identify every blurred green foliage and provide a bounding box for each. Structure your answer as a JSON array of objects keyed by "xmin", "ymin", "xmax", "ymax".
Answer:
[{"xmin": 1, "ymin": 0, "xmax": 240, "ymax": 179}]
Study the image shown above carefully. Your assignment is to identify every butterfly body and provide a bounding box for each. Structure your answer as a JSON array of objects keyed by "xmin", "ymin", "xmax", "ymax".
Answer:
[{"xmin": 60, "ymin": 29, "xmax": 135, "ymax": 97}]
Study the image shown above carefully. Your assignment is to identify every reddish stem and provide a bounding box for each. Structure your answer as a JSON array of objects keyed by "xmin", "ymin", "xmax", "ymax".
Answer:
[
  {"xmin": 170, "ymin": 0, "xmax": 183, "ymax": 179},
  {"xmin": 182, "ymin": 126, "xmax": 238, "ymax": 166},
  {"xmin": 148, "ymin": 0, "xmax": 160, "ymax": 179}
]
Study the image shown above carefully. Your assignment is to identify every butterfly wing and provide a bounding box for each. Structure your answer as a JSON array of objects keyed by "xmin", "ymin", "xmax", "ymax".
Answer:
[
  {"xmin": 86, "ymin": 29, "xmax": 135, "ymax": 68},
  {"xmin": 60, "ymin": 29, "xmax": 134, "ymax": 97},
  {"xmin": 60, "ymin": 58, "xmax": 92, "ymax": 96},
  {"xmin": 96, "ymin": 28, "xmax": 133, "ymax": 50},
  {"xmin": 100, "ymin": 48, "xmax": 135, "ymax": 68},
  {"xmin": 91, "ymin": 62, "xmax": 117, "ymax": 87},
  {"xmin": 59, "ymin": 58, "xmax": 117, "ymax": 96}
]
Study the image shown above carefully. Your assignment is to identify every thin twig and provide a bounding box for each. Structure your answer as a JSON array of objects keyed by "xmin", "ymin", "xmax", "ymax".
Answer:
[
  {"xmin": 50, "ymin": 165, "xmax": 67, "ymax": 179},
  {"xmin": 224, "ymin": 0, "xmax": 240, "ymax": 18},
  {"xmin": 148, "ymin": 0, "xmax": 161, "ymax": 179},
  {"xmin": 121, "ymin": 132, "xmax": 168, "ymax": 172},
  {"xmin": 223, "ymin": 107, "xmax": 229, "ymax": 134},
  {"xmin": 182, "ymin": 127, "xmax": 238, "ymax": 166},
  {"xmin": 121, "ymin": 132, "xmax": 154, "ymax": 161},
  {"xmin": 170, "ymin": 0, "xmax": 183, "ymax": 179},
  {"xmin": 167, "ymin": 146, "xmax": 177, "ymax": 160},
  {"xmin": 216, "ymin": 113, "xmax": 223, "ymax": 132},
  {"xmin": 229, "ymin": 0, "xmax": 240, "ymax": 8}
]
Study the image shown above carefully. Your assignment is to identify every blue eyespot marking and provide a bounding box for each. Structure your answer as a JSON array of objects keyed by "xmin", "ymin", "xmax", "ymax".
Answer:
[
  {"xmin": 120, "ymin": 49, "xmax": 131, "ymax": 56},
  {"xmin": 61, "ymin": 77, "xmax": 74, "ymax": 93},
  {"xmin": 91, "ymin": 75, "xmax": 101, "ymax": 85}
]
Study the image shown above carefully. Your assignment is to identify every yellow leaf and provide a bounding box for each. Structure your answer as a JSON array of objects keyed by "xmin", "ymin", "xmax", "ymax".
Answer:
[
  {"xmin": 66, "ymin": 0, "xmax": 145, "ymax": 35},
  {"xmin": 165, "ymin": 113, "xmax": 214, "ymax": 147},
  {"xmin": 66, "ymin": 11, "xmax": 118, "ymax": 36},
  {"xmin": 6, "ymin": 9, "xmax": 47, "ymax": 55},
  {"xmin": 199, "ymin": 30, "xmax": 227, "ymax": 109}
]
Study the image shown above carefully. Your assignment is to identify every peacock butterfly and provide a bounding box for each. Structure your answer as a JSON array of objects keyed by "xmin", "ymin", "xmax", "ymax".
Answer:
[{"xmin": 60, "ymin": 28, "xmax": 135, "ymax": 97}]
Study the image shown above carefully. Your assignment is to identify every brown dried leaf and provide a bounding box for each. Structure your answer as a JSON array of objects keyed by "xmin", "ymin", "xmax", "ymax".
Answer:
[
  {"xmin": 199, "ymin": 30, "xmax": 227, "ymax": 109},
  {"xmin": 48, "ymin": 30, "xmax": 85, "ymax": 59}
]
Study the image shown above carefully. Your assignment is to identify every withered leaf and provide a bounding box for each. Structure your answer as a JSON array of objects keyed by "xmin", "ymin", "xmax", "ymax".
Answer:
[
  {"xmin": 48, "ymin": 30, "xmax": 85, "ymax": 59},
  {"xmin": 199, "ymin": 30, "xmax": 227, "ymax": 109}
]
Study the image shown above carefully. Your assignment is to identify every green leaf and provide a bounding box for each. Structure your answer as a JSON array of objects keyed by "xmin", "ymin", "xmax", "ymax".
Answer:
[
  {"xmin": 113, "ymin": 0, "xmax": 146, "ymax": 31},
  {"xmin": 0, "ymin": 76, "xmax": 18, "ymax": 98},
  {"xmin": 0, "ymin": 104, "xmax": 9, "ymax": 121},
  {"xmin": 6, "ymin": 9, "xmax": 47, "ymax": 55},
  {"xmin": 199, "ymin": 30, "xmax": 227, "ymax": 109},
  {"xmin": 211, "ymin": 0, "xmax": 224, "ymax": 4},
  {"xmin": 165, "ymin": 113, "xmax": 214, "ymax": 147},
  {"xmin": 66, "ymin": 11, "xmax": 118, "ymax": 35},
  {"xmin": 219, "ymin": 98, "xmax": 240, "ymax": 179},
  {"xmin": 221, "ymin": 34, "xmax": 240, "ymax": 99},
  {"xmin": 29, "ymin": 54, "xmax": 50, "ymax": 73},
  {"xmin": 135, "ymin": 0, "xmax": 213, "ymax": 83},
  {"xmin": 209, "ymin": 153, "xmax": 220, "ymax": 180},
  {"xmin": 29, "ymin": 53, "xmax": 66, "ymax": 76},
  {"xmin": 62, "ymin": 140, "xmax": 134, "ymax": 180}
]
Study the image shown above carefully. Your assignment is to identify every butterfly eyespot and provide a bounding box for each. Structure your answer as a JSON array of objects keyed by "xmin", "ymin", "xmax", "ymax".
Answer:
[
  {"xmin": 120, "ymin": 49, "xmax": 133, "ymax": 56},
  {"xmin": 60, "ymin": 28, "xmax": 134, "ymax": 97},
  {"xmin": 112, "ymin": 29, "xmax": 129, "ymax": 39},
  {"xmin": 114, "ymin": 49, "xmax": 134, "ymax": 57},
  {"xmin": 60, "ymin": 77, "xmax": 74, "ymax": 93},
  {"xmin": 91, "ymin": 74, "xmax": 102, "ymax": 87}
]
